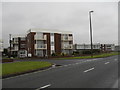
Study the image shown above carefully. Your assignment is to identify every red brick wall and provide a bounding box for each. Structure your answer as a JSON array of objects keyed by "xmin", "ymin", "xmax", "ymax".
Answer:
[
  {"xmin": 54, "ymin": 33, "xmax": 61, "ymax": 55},
  {"xmin": 27, "ymin": 32, "xmax": 36, "ymax": 57}
]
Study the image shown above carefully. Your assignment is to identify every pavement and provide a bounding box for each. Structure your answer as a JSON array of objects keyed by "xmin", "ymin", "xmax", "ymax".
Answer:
[{"xmin": 2, "ymin": 55, "xmax": 119, "ymax": 89}]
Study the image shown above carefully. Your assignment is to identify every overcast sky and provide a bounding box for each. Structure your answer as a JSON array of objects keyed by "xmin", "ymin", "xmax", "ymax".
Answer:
[{"xmin": 1, "ymin": 2, "xmax": 118, "ymax": 48}]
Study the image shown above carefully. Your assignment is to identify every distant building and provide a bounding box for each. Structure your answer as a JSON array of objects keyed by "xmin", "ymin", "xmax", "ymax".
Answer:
[
  {"xmin": 26, "ymin": 29, "xmax": 73, "ymax": 57},
  {"xmin": 11, "ymin": 35, "xmax": 27, "ymax": 58},
  {"xmin": 73, "ymin": 43, "xmax": 101, "ymax": 53},
  {"xmin": 115, "ymin": 45, "xmax": 120, "ymax": 52},
  {"xmin": 73, "ymin": 43, "xmax": 115, "ymax": 54},
  {"xmin": 0, "ymin": 40, "xmax": 3, "ymax": 60},
  {"xmin": 0, "ymin": 40, "xmax": 3, "ymax": 52},
  {"xmin": 100, "ymin": 44, "xmax": 115, "ymax": 52},
  {"xmin": 73, "ymin": 43, "xmax": 101, "ymax": 50}
]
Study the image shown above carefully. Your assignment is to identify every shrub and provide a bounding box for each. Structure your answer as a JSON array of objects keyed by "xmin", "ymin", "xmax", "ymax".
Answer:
[{"xmin": 51, "ymin": 53, "xmax": 57, "ymax": 56}]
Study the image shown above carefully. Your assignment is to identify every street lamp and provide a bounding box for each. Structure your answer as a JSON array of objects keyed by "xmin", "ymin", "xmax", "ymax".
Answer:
[
  {"xmin": 9, "ymin": 34, "xmax": 12, "ymax": 58},
  {"xmin": 89, "ymin": 10, "xmax": 94, "ymax": 57}
]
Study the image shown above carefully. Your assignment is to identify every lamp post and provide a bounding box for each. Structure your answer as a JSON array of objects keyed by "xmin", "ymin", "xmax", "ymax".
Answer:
[
  {"xmin": 9, "ymin": 34, "xmax": 12, "ymax": 58},
  {"xmin": 89, "ymin": 10, "xmax": 94, "ymax": 57}
]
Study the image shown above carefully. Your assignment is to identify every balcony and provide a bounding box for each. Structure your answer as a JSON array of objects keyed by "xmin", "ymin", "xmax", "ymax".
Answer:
[
  {"xmin": 11, "ymin": 47, "xmax": 18, "ymax": 51},
  {"xmin": 35, "ymin": 44, "xmax": 47, "ymax": 49},
  {"xmin": 34, "ymin": 35, "xmax": 47, "ymax": 40},
  {"xmin": 61, "ymin": 36, "xmax": 73, "ymax": 41},
  {"xmin": 62, "ymin": 44, "xmax": 73, "ymax": 49},
  {"xmin": 11, "ymin": 41, "xmax": 19, "ymax": 44}
]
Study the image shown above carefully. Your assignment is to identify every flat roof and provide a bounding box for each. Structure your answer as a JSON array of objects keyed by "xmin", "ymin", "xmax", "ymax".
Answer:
[
  {"xmin": 27, "ymin": 28, "xmax": 72, "ymax": 34},
  {"xmin": 12, "ymin": 34, "xmax": 26, "ymax": 38}
]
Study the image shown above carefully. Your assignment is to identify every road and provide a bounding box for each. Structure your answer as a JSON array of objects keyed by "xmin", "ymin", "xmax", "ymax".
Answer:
[{"xmin": 2, "ymin": 55, "xmax": 119, "ymax": 89}]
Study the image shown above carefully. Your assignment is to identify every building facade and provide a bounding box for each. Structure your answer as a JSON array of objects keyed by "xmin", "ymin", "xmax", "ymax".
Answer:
[
  {"xmin": 11, "ymin": 35, "xmax": 27, "ymax": 58},
  {"xmin": 26, "ymin": 29, "xmax": 73, "ymax": 57},
  {"xmin": 73, "ymin": 43, "xmax": 115, "ymax": 53},
  {"xmin": 115, "ymin": 45, "xmax": 120, "ymax": 52},
  {"xmin": 100, "ymin": 44, "xmax": 115, "ymax": 52},
  {"xmin": 73, "ymin": 43, "xmax": 101, "ymax": 53}
]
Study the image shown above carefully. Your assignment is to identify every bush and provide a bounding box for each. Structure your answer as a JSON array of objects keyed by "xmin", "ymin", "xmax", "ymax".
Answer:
[
  {"xmin": 51, "ymin": 53, "xmax": 57, "ymax": 56},
  {"xmin": 72, "ymin": 51, "xmax": 79, "ymax": 56},
  {"xmin": 82, "ymin": 49, "xmax": 100, "ymax": 55},
  {"xmin": 61, "ymin": 53, "xmax": 65, "ymax": 56}
]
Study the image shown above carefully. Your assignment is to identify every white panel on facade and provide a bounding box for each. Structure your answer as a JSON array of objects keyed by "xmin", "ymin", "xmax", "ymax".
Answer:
[
  {"xmin": 50, "ymin": 33, "xmax": 55, "ymax": 54},
  {"xmin": 51, "ymin": 46, "xmax": 54, "ymax": 50}
]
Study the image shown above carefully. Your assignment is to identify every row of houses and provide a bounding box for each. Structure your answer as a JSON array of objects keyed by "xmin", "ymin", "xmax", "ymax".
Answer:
[{"xmin": 7, "ymin": 29, "xmax": 118, "ymax": 58}]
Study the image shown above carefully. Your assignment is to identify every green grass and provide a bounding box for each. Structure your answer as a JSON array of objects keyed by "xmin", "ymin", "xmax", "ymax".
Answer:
[
  {"xmin": 1, "ymin": 61, "xmax": 52, "ymax": 76},
  {"xmin": 54, "ymin": 52, "xmax": 119, "ymax": 60}
]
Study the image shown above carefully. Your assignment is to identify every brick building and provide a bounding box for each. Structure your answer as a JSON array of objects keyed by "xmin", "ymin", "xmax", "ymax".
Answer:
[
  {"xmin": 26, "ymin": 29, "xmax": 73, "ymax": 57},
  {"xmin": 11, "ymin": 35, "xmax": 27, "ymax": 57}
]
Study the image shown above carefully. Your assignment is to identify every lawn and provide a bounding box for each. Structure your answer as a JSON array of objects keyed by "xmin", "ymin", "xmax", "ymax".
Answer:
[
  {"xmin": 54, "ymin": 52, "xmax": 119, "ymax": 60},
  {"xmin": 1, "ymin": 61, "xmax": 52, "ymax": 76}
]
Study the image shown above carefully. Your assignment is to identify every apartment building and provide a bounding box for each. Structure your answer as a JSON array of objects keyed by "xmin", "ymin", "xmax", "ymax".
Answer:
[
  {"xmin": 26, "ymin": 29, "xmax": 73, "ymax": 57},
  {"xmin": 11, "ymin": 35, "xmax": 27, "ymax": 57}
]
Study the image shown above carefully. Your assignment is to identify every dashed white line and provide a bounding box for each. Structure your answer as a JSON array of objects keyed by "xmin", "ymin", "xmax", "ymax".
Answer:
[
  {"xmin": 92, "ymin": 59, "xmax": 98, "ymax": 61},
  {"xmin": 114, "ymin": 59, "xmax": 118, "ymax": 61},
  {"xmin": 105, "ymin": 62, "xmax": 110, "ymax": 64},
  {"xmin": 35, "ymin": 84, "xmax": 51, "ymax": 90},
  {"xmin": 64, "ymin": 65, "xmax": 68, "ymax": 67},
  {"xmin": 84, "ymin": 67, "xmax": 94, "ymax": 73}
]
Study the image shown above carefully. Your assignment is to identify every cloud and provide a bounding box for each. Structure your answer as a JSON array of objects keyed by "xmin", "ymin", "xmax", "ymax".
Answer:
[{"xmin": 2, "ymin": 2, "xmax": 118, "ymax": 47}]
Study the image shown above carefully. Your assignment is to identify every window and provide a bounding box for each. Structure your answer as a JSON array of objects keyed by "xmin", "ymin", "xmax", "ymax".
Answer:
[
  {"xmin": 14, "ymin": 38, "xmax": 18, "ymax": 43},
  {"xmin": 69, "ymin": 34, "xmax": 72, "ymax": 36},
  {"xmin": 20, "ymin": 44, "xmax": 26, "ymax": 48},
  {"xmin": 35, "ymin": 50, "xmax": 43, "ymax": 56},
  {"xmin": 51, "ymin": 42, "xmax": 54, "ymax": 46},
  {"xmin": 50, "ymin": 33, "xmax": 54, "ymax": 36},
  {"xmin": 69, "ymin": 41, "xmax": 72, "ymax": 44}
]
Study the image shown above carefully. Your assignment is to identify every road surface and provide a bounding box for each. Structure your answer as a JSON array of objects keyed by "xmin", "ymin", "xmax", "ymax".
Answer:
[{"xmin": 2, "ymin": 55, "xmax": 119, "ymax": 89}]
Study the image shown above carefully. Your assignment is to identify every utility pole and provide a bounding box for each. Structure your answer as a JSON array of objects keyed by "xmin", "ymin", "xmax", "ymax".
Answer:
[{"xmin": 89, "ymin": 11, "xmax": 94, "ymax": 58}]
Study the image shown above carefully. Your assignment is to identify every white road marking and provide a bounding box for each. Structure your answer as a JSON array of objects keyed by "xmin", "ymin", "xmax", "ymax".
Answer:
[
  {"xmin": 92, "ymin": 59, "xmax": 97, "ymax": 61},
  {"xmin": 105, "ymin": 62, "xmax": 110, "ymax": 64},
  {"xmin": 35, "ymin": 84, "xmax": 51, "ymax": 90},
  {"xmin": 52, "ymin": 64, "xmax": 56, "ymax": 68},
  {"xmin": 84, "ymin": 67, "xmax": 94, "ymax": 73},
  {"xmin": 112, "ymin": 79, "xmax": 119, "ymax": 88},
  {"xmin": 64, "ymin": 65, "xmax": 68, "ymax": 67},
  {"xmin": 114, "ymin": 59, "xmax": 117, "ymax": 61}
]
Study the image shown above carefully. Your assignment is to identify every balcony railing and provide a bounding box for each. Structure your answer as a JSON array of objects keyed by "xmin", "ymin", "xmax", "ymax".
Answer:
[
  {"xmin": 61, "ymin": 36, "xmax": 73, "ymax": 41},
  {"xmin": 62, "ymin": 44, "xmax": 73, "ymax": 49},
  {"xmin": 35, "ymin": 44, "xmax": 47, "ymax": 49},
  {"xmin": 11, "ymin": 41, "xmax": 19, "ymax": 44},
  {"xmin": 11, "ymin": 47, "xmax": 18, "ymax": 51},
  {"xmin": 34, "ymin": 35, "xmax": 47, "ymax": 40}
]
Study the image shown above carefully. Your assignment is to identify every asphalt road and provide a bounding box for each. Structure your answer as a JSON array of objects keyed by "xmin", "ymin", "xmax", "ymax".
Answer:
[{"xmin": 2, "ymin": 55, "xmax": 119, "ymax": 89}]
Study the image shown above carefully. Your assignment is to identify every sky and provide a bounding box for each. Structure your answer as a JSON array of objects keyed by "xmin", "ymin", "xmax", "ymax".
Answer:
[{"xmin": 1, "ymin": 1, "xmax": 118, "ymax": 48}]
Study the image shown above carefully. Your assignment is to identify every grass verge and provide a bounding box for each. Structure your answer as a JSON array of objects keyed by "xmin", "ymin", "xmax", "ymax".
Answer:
[
  {"xmin": 54, "ymin": 52, "xmax": 119, "ymax": 60},
  {"xmin": 1, "ymin": 61, "xmax": 52, "ymax": 76}
]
